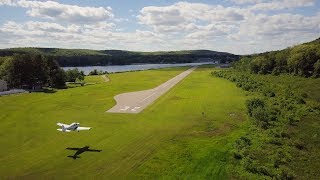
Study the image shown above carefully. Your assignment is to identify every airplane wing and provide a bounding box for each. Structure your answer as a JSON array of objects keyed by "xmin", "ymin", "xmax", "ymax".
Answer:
[
  {"xmin": 77, "ymin": 127, "xmax": 91, "ymax": 131},
  {"xmin": 57, "ymin": 122, "xmax": 68, "ymax": 127},
  {"xmin": 57, "ymin": 128, "xmax": 71, "ymax": 132}
]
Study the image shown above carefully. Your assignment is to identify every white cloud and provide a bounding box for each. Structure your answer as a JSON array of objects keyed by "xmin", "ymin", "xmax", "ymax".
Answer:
[
  {"xmin": 138, "ymin": 2, "xmax": 246, "ymax": 33},
  {"xmin": 236, "ymin": 13, "xmax": 320, "ymax": 37},
  {"xmin": 0, "ymin": 20, "xmax": 167, "ymax": 51},
  {"xmin": 0, "ymin": 0, "xmax": 18, "ymax": 6},
  {"xmin": 229, "ymin": 0, "xmax": 266, "ymax": 4},
  {"xmin": 0, "ymin": 0, "xmax": 319, "ymax": 54},
  {"xmin": 0, "ymin": 0, "xmax": 114, "ymax": 23},
  {"xmin": 249, "ymin": 0, "xmax": 315, "ymax": 11}
]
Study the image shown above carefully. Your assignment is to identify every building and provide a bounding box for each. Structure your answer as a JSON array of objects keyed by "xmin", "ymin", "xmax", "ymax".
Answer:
[{"xmin": 0, "ymin": 79, "xmax": 8, "ymax": 92}]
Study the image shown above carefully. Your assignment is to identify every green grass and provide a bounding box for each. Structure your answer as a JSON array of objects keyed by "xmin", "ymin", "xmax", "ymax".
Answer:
[{"xmin": 0, "ymin": 66, "xmax": 248, "ymax": 179}]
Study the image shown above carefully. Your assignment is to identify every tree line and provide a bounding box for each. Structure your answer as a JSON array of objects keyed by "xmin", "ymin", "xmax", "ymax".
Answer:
[
  {"xmin": 0, "ymin": 54, "xmax": 84, "ymax": 89},
  {"xmin": 233, "ymin": 38, "xmax": 320, "ymax": 77},
  {"xmin": 0, "ymin": 48, "xmax": 239, "ymax": 67}
]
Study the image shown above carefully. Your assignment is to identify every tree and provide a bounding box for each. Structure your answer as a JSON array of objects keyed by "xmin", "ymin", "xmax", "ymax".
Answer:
[
  {"xmin": 45, "ymin": 56, "xmax": 66, "ymax": 88},
  {"xmin": 0, "ymin": 54, "xmax": 48, "ymax": 88},
  {"xmin": 65, "ymin": 68, "xmax": 85, "ymax": 82},
  {"xmin": 0, "ymin": 54, "xmax": 66, "ymax": 89},
  {"xmin": 288, "ymin": 45, "xmax": 319, "ymax": 76},
  {"xmin": 313, "ymin": 59, "xmax": 320, "ymax": 78}
]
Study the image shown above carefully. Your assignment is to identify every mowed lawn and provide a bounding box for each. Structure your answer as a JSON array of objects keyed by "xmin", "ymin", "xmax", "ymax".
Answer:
[{"xmin": 0, "ymin": 66, "xmax": 248, "ymax": 179}]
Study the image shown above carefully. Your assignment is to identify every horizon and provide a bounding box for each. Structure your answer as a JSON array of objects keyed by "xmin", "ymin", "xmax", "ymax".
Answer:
[{"xmin": 0, "ymin": 0, "xmax": 319, "ymax": 55}]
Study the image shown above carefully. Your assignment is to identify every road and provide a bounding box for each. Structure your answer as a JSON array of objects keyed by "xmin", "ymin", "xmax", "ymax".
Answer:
[{"xmin": 107, "ymin": 67, "xmax": 197, "ymax": 113}]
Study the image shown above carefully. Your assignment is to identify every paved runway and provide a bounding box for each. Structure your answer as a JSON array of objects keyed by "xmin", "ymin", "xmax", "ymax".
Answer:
[{"xmin": 107, "ymin": 67, "xmax": 197, "ymax": 113}]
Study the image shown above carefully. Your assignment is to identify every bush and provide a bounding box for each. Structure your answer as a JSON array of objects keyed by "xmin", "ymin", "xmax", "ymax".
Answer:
[
  {"xmin": 252, "ymin": 107, "xmax": 271, "ymax": 129},
  {"xmin": 263, "ymin": 89, "xmax": 275, "ymax": 97},
  {"xmin": 65, "ymin": 68, "xmax": 84, "ymax": 82},
  {"xmin": 246, "ymin": 98, "xmax": 265, "ymax": 116},
  {"xmin": 88, "ymin": 69, "xmax": 99, "ymax": 75}
]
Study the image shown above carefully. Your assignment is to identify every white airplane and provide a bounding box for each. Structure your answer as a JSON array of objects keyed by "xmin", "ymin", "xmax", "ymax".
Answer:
[{"xmin": 57, "ymin": 122, "xmax": 91, "ymax": 132}]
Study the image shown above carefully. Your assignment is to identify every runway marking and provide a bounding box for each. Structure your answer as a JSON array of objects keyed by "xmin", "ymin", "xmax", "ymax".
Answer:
[
  {"xmin": 131, "ymin": 107, "xmax": 141, "ymax": 111},
  {"xmin": 120, "ymin": 106, "xmax": 130, "ymax": 111},
  {"xmin": 162, "ymin": 83, "xmax": 170, "ymax": 88},
  {"xmin": 140, "ymin": 92, "xmax": 156, "ymax": 102}
]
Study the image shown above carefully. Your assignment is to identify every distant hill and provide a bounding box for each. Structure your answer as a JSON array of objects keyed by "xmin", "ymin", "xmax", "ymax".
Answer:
[{"xmin": 0, "ymin": 48, "xmax": 239, "ymax": 67}]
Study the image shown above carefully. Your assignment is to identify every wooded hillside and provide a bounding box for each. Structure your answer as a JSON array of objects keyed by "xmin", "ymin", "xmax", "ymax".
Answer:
[{"xmin": 0, "ymin": 48, "xmax": 239, "ymax": 67}]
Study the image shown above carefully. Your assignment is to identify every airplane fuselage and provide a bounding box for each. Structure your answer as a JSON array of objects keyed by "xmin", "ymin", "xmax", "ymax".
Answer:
[
  {"xmin": 66, "ymin": 123, "xmax": 80, "ymax": 131},
  {"xmin": 57, "ymin": 122, "xmax": 91, "ymax": 132}
]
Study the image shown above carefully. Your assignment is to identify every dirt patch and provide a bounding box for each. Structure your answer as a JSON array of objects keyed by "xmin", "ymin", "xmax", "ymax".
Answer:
[
  {"xmin": 229, "ymin": 112, "xmax": 246, "ymax": 122},
  {"xmin": 101, "ymin": 75, "xmax": 110, "ymax": 82},
  {"xmin": 169, "ymin": 96, "xmax": 185, "ymax": 101}
]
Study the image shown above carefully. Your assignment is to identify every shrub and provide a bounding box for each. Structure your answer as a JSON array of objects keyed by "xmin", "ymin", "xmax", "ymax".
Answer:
[
  {"xmin": 246, "ymin": 98, "xmax": 265, "ymax": 116},
  {"xmin": 252, "ymin": 107, "xmax": 271, "ymax": 129}
]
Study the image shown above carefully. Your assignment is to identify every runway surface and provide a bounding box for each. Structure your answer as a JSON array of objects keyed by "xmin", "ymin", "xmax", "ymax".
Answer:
[{"xmin": 107, "ymin": 67, "xmax": 197, "ymax": 113}]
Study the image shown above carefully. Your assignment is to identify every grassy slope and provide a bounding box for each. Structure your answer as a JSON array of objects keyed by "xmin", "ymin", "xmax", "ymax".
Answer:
[{"xmin": 0, "ymin": 66, "xmax": 248, "ymax": 179}]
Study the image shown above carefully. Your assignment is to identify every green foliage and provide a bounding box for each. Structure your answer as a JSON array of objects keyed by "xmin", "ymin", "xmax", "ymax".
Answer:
[
  {"xmin": 313, "ymin": 59, "xmax": 320, "ymax": 77},
  {"xmin": 234, "ymin": 38, "xmax": 320, "ymax": 77},
  {"xmin": 46, "ymin": 56, "xmax": 66, "ymax": 88},
  {"xmin": 0, "ymin": 54, "xmax": 66, "ymax": 89},
  {"xmin": 88, "ymin": 69, "xmax": 108, "ymax": 75},
  {"xmin": 246, "ymin": 98, "xmax": 265, "ymax": 116},
  {"xmin": 213, "ymin": 70, "xmax": 320, "ymax": 179},
  {"xmin": 0, "ymin": 54, "xmax": 47, "ymax": 88},
  {"xmin": 65, "ymin": 68, "xmax": 85, "ymax": 82}
]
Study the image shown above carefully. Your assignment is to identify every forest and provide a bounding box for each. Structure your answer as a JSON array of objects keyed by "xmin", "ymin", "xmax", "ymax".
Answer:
[
  {"xmin": 0, "ymin": 48, "xmax": 239, "ymax": 67},
  {"xmin": 233, "ymin": 38, "xmax": 320, "ymax": 77}
]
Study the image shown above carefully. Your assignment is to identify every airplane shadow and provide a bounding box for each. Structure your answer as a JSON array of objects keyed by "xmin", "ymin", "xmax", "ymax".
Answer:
[{"xmin": 66, "ymin": 146, "xmax": 102, "ymax": 160}]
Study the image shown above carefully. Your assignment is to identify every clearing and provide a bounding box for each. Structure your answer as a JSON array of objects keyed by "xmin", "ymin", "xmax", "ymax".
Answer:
[{"xmin": 0, "ymin": 66, "xmax": 248, "ymax": 179}]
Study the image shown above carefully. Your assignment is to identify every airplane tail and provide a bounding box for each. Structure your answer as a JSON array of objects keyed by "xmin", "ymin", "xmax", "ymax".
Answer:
[
  {"xmin": 62, "ymin": 125, "xmax": 66, "ymax": 132},
  {"xmin": 57, "ymin": 125, "xmax": 70, "ymax": 132}
]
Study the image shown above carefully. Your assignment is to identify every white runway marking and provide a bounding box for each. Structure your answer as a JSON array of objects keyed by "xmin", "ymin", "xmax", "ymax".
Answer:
[
  {"xmin": 131, "ymin": 107, "xmax": 141, "ymax": 111},
  {"xmin": 120, "ymin": 106, "xmax": 130, "ymax": 111}
]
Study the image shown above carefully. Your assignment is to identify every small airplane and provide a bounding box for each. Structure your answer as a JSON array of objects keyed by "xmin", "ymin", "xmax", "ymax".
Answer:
[{"xmin": 57, "ymin": 122, "xmax": 91, "ymax": 132}]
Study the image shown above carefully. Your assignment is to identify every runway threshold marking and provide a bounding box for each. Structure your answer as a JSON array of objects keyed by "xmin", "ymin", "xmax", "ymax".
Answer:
[
  {"xmin": 120, "ymin": 106, "xmax": 130, "ymax": 111},
  {"xmin": 131, "ymin": 107, "xmax": 141, "ymax": 111}
]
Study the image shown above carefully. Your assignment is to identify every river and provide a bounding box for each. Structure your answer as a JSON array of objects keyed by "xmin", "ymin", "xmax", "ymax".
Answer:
[{"xmin": 62, "ymin": 62, "xmax": 214, "ymax": 75}]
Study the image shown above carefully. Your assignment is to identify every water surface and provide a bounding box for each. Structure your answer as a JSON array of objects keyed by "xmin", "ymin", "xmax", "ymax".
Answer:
[{"xmin": 62, "ymin": 62, "xmax": 213, "ymax": 75}]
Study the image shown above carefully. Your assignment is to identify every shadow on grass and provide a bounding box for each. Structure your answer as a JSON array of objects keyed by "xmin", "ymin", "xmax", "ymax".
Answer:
[{"xmin": 66, "ymin": 146, "xmax": 102, "ymax": 160}]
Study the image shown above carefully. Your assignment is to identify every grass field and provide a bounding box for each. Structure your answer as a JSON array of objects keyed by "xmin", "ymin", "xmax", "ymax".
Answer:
[{"xmin": 0, "ymin": 66, "xmax": 249, "ymax": 179}]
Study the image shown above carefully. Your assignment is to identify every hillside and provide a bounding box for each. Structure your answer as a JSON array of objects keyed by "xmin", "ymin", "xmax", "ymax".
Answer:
[
  {"xmin": 0, "ymin": 48, "xmax": 239, "ymax": 67},
  {"xmin": 234, "ymin": 37, "xmax": 320, "ymax": 77}
]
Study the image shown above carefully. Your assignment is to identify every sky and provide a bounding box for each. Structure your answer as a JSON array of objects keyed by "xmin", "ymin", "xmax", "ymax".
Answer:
[{"xmin": 0, "ymin": 0, "xmax": 319, "ymax": 54}]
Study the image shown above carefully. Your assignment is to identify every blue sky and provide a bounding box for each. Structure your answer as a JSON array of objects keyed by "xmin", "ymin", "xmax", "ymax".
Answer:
[{"xmin": 0, "ymin": 0, "xmax": 319, "ymax": 54}]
